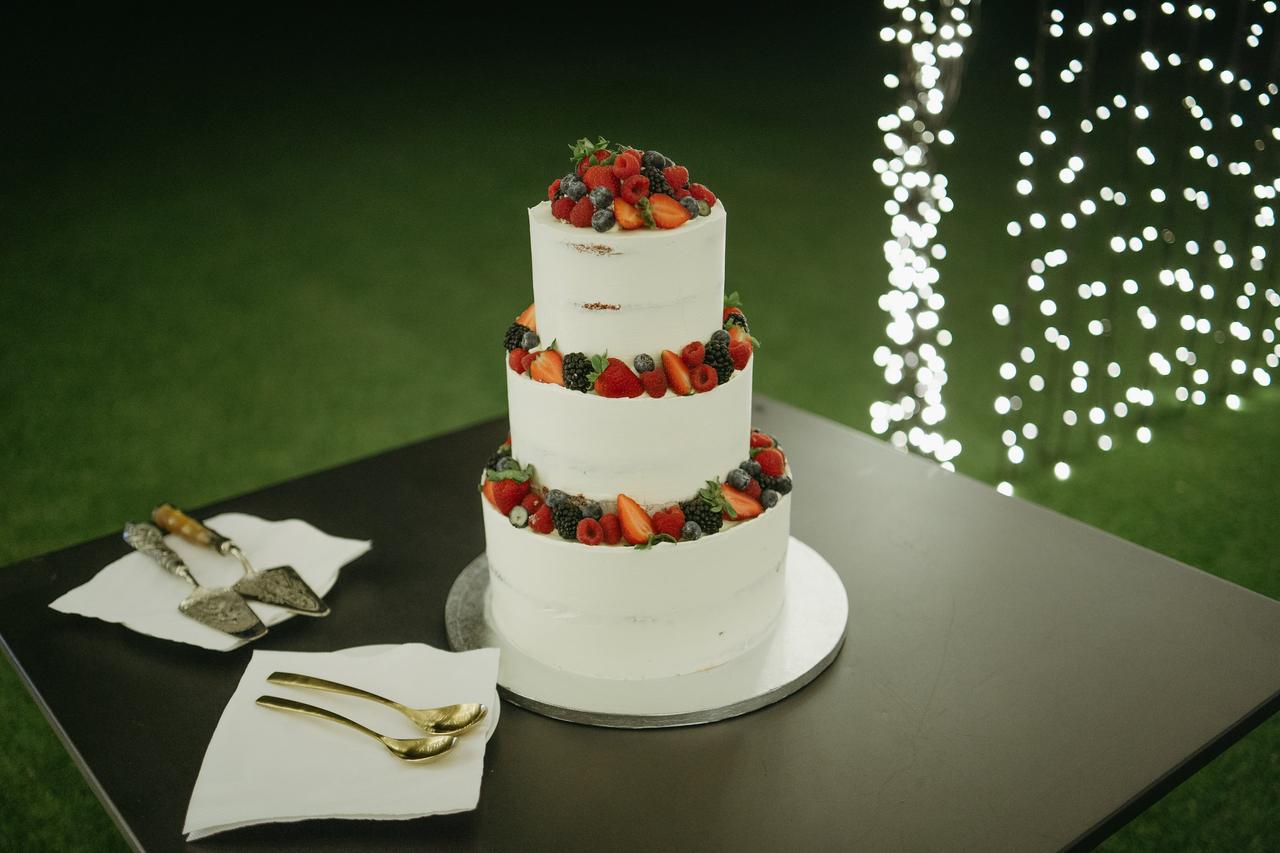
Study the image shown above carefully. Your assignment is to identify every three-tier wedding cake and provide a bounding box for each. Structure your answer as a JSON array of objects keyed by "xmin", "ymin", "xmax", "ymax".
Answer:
[{"xmin": 479, "ymin": 139, "xmax": 794, "ymax": 681}]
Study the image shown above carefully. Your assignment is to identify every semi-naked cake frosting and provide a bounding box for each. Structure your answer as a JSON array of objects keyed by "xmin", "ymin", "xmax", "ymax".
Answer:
[{"xmin": 480, "ymin": 140, "xmax": 794, "ymax": 681}]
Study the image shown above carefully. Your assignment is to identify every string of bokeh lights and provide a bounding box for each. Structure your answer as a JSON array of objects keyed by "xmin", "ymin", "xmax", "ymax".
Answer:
[
  {"xmin": 991, "ymin": 0, "xmax": 1278, "ymax": 495},
  {"xmin": 870, "ymin": 0, "xmax": 974, "ymax": 469}
]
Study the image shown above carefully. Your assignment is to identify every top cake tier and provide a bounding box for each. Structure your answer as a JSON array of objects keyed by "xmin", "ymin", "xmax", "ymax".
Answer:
[{"xmin": 528, "ymin": 200, "xmax": 727, "ymax": 360}]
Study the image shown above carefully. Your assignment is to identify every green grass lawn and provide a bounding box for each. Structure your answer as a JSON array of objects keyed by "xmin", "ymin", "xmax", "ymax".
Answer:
[{"xmin": 2, "ymin": 8, "xmax": 1276, "ymax": 850}]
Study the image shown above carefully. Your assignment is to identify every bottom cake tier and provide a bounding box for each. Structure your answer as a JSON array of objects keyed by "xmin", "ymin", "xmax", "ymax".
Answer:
[{"xmin": 481, "ymin": 495, "xmax": 791, "ymax": 680}]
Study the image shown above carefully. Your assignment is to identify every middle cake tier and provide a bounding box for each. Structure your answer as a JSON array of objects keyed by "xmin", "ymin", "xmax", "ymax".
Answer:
[{"xmin": 507, "ymin": 356, "xmax": 753, "ymax": 505}]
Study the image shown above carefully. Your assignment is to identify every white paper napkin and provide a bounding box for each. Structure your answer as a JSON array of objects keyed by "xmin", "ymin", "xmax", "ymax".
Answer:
[
  {"xmin": 183, "ymin": 644, "xmax": 501, "ymax": 840},
  {"xmin": 49, "ymin": 513, "xmax": 371, "ymax": 651}
]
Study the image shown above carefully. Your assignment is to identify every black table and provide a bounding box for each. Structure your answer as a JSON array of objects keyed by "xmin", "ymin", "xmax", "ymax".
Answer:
[{"xmin": 2, "ymin": 397, "xmax": 1278, "ymax": 852}]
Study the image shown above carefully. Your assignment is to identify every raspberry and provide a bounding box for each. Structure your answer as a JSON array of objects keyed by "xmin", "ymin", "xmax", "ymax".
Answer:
[
  {"xmin": 743, "ymin": 479, "xmax": 762, "ymax": 500},
  {"xmin": 691, "ymin": 363, "xmax": 718, "ymax": 392},
  {"xmin": 756, "ymin": 447, "xmax": 786, "ymax": 477},
  {"xmin": 621, "ymin": 173, "xmax": 650, "ymax": 205},
  {"xmin": 611, "ymin": 152, "xmax": 640, "ymax": 180},
  {"xmin": 577, "ymin": 517, "xmax": 604, "ymax": 546},
  {"xmin": 547, "ymin": 178, "xmax": 561, "ymax": 201},
  {"xmin": 640, "ymin": 368, "xmax": 668, "ymax": 398},
  {"xmin": 529, "ymin": 504, "xmax": 554, "ymax": 534},
  {"xmin": 583, "ymin": 165, "xmax": 619, "ymax": 196},
  {"xmin": 663, "ymin": 165, "xmax": 689, "ymax": 189},
  {"xmin": 600, "ymin": 513, "xmax": 621, "ymax": 545},
  {"xmin": 569, "ymin": 197, "xmax": 595, "ymax": 228},
  {"xmin": 521, "ymin": 492, "xmax": 543, "ymax": 514},
  {"xmin": 652, "ymin": 506, "xmax": 686, "ymax": 540},
  {"xmin": 508, "ymin": 348, "xmax": 528, "ymax": 373},
  {"xmin": 551, "ymin": 196, "xmax": 575, "ymax": 221},
  {"xmin": 681, "ymin": 341, "xmax": 705, "ymax": 369},
  {"xmin": 689, "ymin": 183, "xmax": 717, "ymax": 207}
]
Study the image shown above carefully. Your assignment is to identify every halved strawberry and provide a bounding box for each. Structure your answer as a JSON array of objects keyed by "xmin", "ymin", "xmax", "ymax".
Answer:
[
  {"xmin": 616, "ymin": 493, "xmax": 653, "ymax": 545},
  {"xmin": 691, "ymin": 363, "xmax": 718, "ymax": 392},
  {"xmin": 600, "ymin": 513, "xmax": 622, "ymax": 545},
  {"xmin": 681, "ymin": 341, "xmax": 705, "ymax": 368},
  {"xmin": 613, "ymin": 198, "xmax": 645, "ymax": 230},
  {"xmin": 755, "ymin": 447, "xmax": 786, "ymax": 477},
  {"xmin": 508, "ymin": 348, "xmax": 528, "ymax": 373},
  {"xmin": 493, "ymin": 480, "xmax": 531, "ymax": 516},
  {"xmin": 520, "ymin": 351, "xmax": 536, "ymax": 373},
  {"xmin": 661, "ymin": 350, "xmax": 693, "ymax": 395},
  {"xmin": 594, "ymin": 358, "xmax": 644, "ymax": 398},
  {"xmin": 529, "ymin": 504, "xmax": 554, "ymax": 534},
  {"xmin": 649, "ymin": 193, "xmax": 691, "ymax": 229},
  {"xmin": 721, "ymin": 483, "xmax": 763, "ymax": 520},
  {"xmin": 729, "ymin": 339, "xmax": 752, "ymax": 370},
  {"xmin": 482, "ymin": 479, "xmax": 498, "ymax": 508},
  {"xmin": 529, "ymin": 349, "xmax": 564, "ymax": 385},
  {"xmin": 516, "ymin": 303, "xmax": 537, "ymax": 331}
]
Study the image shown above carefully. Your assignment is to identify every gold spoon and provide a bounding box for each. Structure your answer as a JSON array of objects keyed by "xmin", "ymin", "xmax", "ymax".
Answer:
[
  {"xmin": 255, "ymin": 695, "xmax": 457, "ymax": 763},
  {"xmin": 267, "ymin": 671, "xmax": 488, "ymax": 736}
]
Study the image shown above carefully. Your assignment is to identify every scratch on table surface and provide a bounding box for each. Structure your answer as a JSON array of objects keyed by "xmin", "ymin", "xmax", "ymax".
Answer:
[{"xmin": 915, "ymin": 594, "xmax": 957, "ymax": 737}]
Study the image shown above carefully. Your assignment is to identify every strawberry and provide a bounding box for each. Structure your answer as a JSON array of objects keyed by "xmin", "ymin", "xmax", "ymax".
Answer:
[
  {"xmin": 577, "ymin": 517, "xmax": 604, "ymax": 546},
  {"xmin": 729, "ymin": 339, "xmax": 752, "ymax": 370},
  {"xmin": 689, "ymin": 183, "xmax": 717, "ymax": 207},
  {"xmin": 548, "ymin": 178, "xmax": 561, "ymax": 201},
  {"xmin": 593, "ymin": 357, "xmax": 644, "ymax": 398},
  {"xmin": 624, "ymin": 147, "xmax": 644, "ymax": 163},
  {"xmin": 620, "ymin": 173, "xmax": 650, "ymax": 205},
  {"xmin": 551, "ymin": 196, "xmax": 575, "ymax": 221},
  {"xmin": 516, "ymin": 303, "xmax": 537, "ymax": 331},
  {"xmin": 482, "ymin": 479, "xmax": 498, "ymax": 508},
  {"xmin": 673, "ymin": 187, "xmax": 691, "ymax": 200},
  {"xmin": 680, "ymin": 341, "xmax": 705, "ymax": 369},
  {"xmin": 520, "ymin": 351, "xmax": 536, "ymax": 373},
  {"xmin": 721, "ymin": 483, "xmax": 763, "ymax": 520},
  {"xmin": 577, "ymin": 150, "xmax": 610, "ymax": 176},
  {"xmin": 727, "ymin": 325, "xmax": 752, "ymax": 347},
  {"xmin": 529, "ymin": 504, "xmax": 554, "ymax": 534},
  {"xmin": 755, "ymin": 447, "xmax": 785, "ymax": 477},
  {"xmin": 652, "ymin": 505, "xmax": 685, "ymax": 540},
  {"xmin": 569, "ymin": 196, "xmax": 595, "ymax": 228},
  {"xmin": 529, "ymin": 349, "xmax": 564, "ymax": 385},
  {"xmin": 750, "ymin": 431, "xmax": 776, "ymax": 449},
  {"xmin": 743, "ymin": 478, "xmax": 762, "ymax": 500},
  {"xmin": 661, "ymin": 350, "xmax": 693, "ymax": 395},
  {"xmin": 649, "ymin": 193, "xmax": 691, "ymax": 229},
  {"xmin": 640, "ymin": 366, "xmax": 668, "ymax": 398},
  {"xmin": 611, "ymin": 152, "xmax": 641, "ymax": 180},
  {"xmin": 493, "ymin": 480, "xmax": 531, "ymax": 516},
  {"xmin": 616, "ymin": 493, "xmax": 653, "ymax": 545},
  {"xmin": 521, "ymin": 492, "xmax": 544, "ymax": 514},
  {"xmin": 691, "ymin": 363, "xmax": 718, "ymax": 392},
  {"xmin": 600, "ymin": 513, "xmax": 622, "ymax": 545},
  {"xmin": 723, "ymin": 305, "xmax": 745, "ymax": 324},
  {"xmin": 613, "ymin": 198, "xmax": 645, "ymax": 230},
  {"xmin": 583, "ymin": 165, "xmax": 619, "ymax": 196},
  {"xmin": 663, "ymin": 165, "xmax": 689, "ymax": 189},
  {"xmin": 508, "ymin": 348, "xmax": 528, "ymax": 373}
]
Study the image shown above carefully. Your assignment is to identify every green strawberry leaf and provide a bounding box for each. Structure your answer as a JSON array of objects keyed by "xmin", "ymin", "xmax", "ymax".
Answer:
[
  {"xmin": 487, "ymin": 462, "xmax": 535, "ymax": 483},
  {"xmin": 634, "ymin": 533, "xmax": 678, "ymax": 550},
  {"xmin": 699, "ymin": 479, "xmax": 736, "ymax": 518},
  {"xmin": 724, "ymin": 291, "xmax": 743, "ymax": 308},
  {"xmin": 568, "ymin": 136, "xmax": 611, "ymax": 165},
  {"xmin": 588, "ymin": 352, "xmax": 609, "ymax": 385}
]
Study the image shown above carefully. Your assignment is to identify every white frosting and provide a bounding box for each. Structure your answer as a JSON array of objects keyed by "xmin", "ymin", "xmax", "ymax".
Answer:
[
  {"xmin": 527, "ymin": 200, "xmax": 727, "ymax": 361},
  {"xmin": 507, "ymin": 356, "xmax": 753, "ymax": 505},
  {"xmin": 483, "ymin": 494, "xmax": 790, "ymax": 680}
]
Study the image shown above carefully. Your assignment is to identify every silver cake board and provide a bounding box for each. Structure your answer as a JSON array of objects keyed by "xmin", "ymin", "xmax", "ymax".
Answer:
[{"xmin": 444, "ymin": 536, "xmax": 847, "ymax": 729}]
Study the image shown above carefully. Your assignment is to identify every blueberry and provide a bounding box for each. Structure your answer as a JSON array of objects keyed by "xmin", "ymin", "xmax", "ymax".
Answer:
[
  {"xmin": 711, "ymin": 329, "xmax": 730, "ymax": 345},
  {"xmin": 589, "ymin": 186, "xmax": 613, "ymax": 210},
  {"xmin": 546, "ymin": 489, "xmax": 568, "ymax": 508},
  {"xmin": 696, "ymin": 199, "xmax": 711, "ymax": 217},
  {"xmin": 496, "ymin": 457, "xmax": 520, "ymax": 471},
  {"xmin": 633, "ymin": 353, "xmax": 656, "ymax": 374},
  {"xmin": 561, "ymin": 173, "xmax": 576, "ymax": 190},
  {"xmin": 508, "ymin": 506, "xmax": 529, "ymax": 528},
  {"xmin": 681, "ymin": 520, "xmax": 703, "ymax": 541},
  {"xmin": 642, "ymin": 150, "xmax": 667, "ymax": 169},
  {"xmin": 591, "ymin": 209, "xmax": 616, "ymax": 232},
  {"xmin": 680, "ymin": 196, "xmax": 700, "ymax": 217},
  {"xmin": 760, "ymin": 489, "xmax": 780, "ymax": 509},
  {"xmin": 741, "ymin": 459, "xmax": 762, "ymax": 477},
  {"xmin": 521, "ymin": 330, "xmax": 540, "ymax": 350},
  {"xmin": 564, "ymin": 180, "xmax": 588, "ymax": 201},
  {"xmin": 582, "ymin": 501, "xmax": 603, "ymax": 520},
  {"xmin": 772, "ymin": 475, "xmax": 793, "ymax": 495},
  {"xmin": 726, "ymin": 468, "xmax": 751, "ymax": 490}
]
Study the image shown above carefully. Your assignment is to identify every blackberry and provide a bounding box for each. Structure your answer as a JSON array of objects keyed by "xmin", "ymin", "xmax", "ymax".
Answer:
[
  {"xmin": 552, "ymin": 501, "xmax": 584, "ymax": 540},
  {"xmin": 725, "ymin": 312, "xmax": 751, "ymax": 334},
  {"xmin": 704, "ymin": 340, "xmax": 734, "ymax": 384},
  {"xmin": 504, "ymin": 323, "xmax": 531, "ymax": 352},
  {"xmin": 681, "ymin": 498, "xmax": 723, "ymax": 536},
  {"xmin": 710, "ymin": 329, "xmax": 730, "ymax": 346},
  {"xmin": 642, "ymin": 165, "xmax": 672, "ymax": 197},
  {"xmin": 564, "ymin": 352, "xmax": 592, "ymax": 393},
  {"xmin": 757, "ymin": 473, "xmax": 793, "ymax": 495}
]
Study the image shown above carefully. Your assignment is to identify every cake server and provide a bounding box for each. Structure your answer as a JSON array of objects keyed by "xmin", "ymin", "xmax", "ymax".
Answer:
[
  {"xmin": 267, "ymin": 671, "xmax": 488, "ymax": 735},
  {"xmin": 151, "ymin": 504, "xmax": 330, "ymax": 616},
  {"xmin": 122, "ymin": 522, "xmax": 268, "ymax": 642}
]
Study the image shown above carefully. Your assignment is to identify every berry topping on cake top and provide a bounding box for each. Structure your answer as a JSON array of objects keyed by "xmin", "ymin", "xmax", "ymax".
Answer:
[{"xmin": 547, "ymin": 137, "xmax": 718, "ymax": 232}]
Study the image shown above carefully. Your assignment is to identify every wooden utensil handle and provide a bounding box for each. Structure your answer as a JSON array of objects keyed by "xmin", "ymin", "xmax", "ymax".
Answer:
[{"xmin": 151, "ymin": 504, "xmax": 231, "ymax": 553}]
